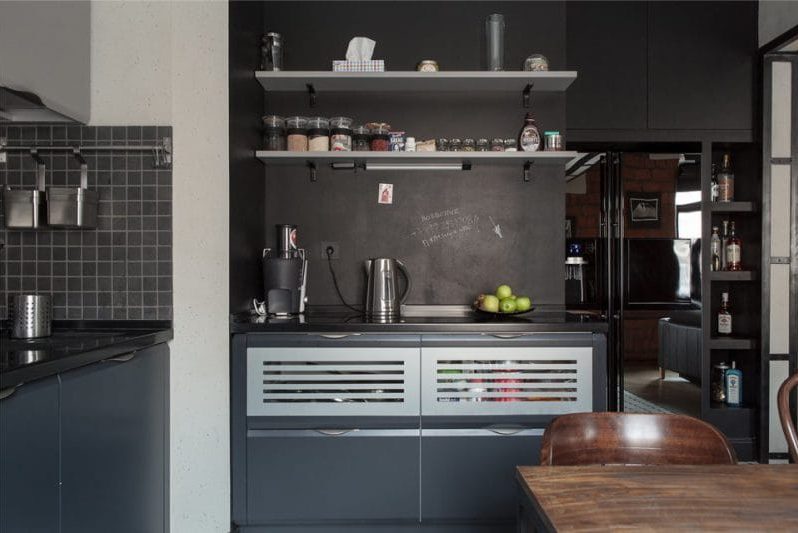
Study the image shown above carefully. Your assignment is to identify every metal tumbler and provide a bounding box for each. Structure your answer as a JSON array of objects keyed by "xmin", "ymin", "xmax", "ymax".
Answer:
[
  {"xmin": 485, "ymin": 14, "xmax": 505, "ymax": 71},
  {"xmin": 11, "ymin": 294, "xmax": 52, "ymax": 339}
]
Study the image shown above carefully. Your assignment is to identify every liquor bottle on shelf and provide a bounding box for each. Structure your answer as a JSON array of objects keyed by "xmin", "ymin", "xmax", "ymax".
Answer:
[
  {"xmin": 711, "ymin": 163, "xmax": 719, "ymax": 202},
  {"xmin": 717, "ymin": 153, "xmax": 735, "ymax": 202},
  {"xmin": 725, "ymin": 221, "xmax": 742, "ymax": 271},
  {"xmin": 725, "ymin": 361, "xmax": 742, "ymax": 407},
  {"xmin": 720, "ymin": 220, "xmax": 730, "ymax": 270},
  {"xmin": 718, "ymin": 292, "xmax": 732, "ymax": 336},
  {"xmin": 710, "ymin": 226, "xmax": 722, "ymax": 272}
]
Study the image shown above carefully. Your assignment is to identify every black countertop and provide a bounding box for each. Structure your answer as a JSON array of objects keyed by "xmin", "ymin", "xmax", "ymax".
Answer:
[
  {"xmin": 1, "ymin": 321, "xmax": 173, "ymax": 389},
  {"xmin": 231, "ymin": 307, "xmax": 608, "ymax": 334}
]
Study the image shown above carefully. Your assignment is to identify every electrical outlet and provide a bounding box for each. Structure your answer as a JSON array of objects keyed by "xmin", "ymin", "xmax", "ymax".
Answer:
[{"xmin": 321, "ymin": 242, "xmax": 340, "ymax": 259}]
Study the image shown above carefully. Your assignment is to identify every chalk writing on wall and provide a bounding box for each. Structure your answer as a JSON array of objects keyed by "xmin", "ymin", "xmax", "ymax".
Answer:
[{"xmin": 410, "ymin": 207, "xmax": 482, "ymax": 248}]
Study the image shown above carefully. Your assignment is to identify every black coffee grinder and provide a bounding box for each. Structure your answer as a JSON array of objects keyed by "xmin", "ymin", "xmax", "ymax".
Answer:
[{"xmin": 257, "ymin": 224, "xmax": 308, "ymax": 316}]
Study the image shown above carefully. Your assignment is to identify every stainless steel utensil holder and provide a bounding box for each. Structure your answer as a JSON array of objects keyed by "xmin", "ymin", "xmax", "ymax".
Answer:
[
  {"xmin": 47, "ymin": 151, "xmax": 97, "ymax": 228},
  {"xmin": 11, "ymin": 294, "xmax": 52, "ymax": 339},
  {"xmin": 3, "ymin": 151, "xmax": 46, "ymax": 229}
]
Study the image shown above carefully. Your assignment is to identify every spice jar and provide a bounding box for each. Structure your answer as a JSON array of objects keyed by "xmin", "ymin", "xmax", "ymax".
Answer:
[
  {"xmin": 286, "ymin": 116, "xmax": 309, "ymax": 152},
  {"xmin": 307, "ymin": 117, "xmax": 330, "ymax": 151},
  {"xmin": 490, "ymin": 138, "xmax": 505, "ymax": 152},
  {"xmin": 504, "ymin": 138, "xmax": 518, "ymax": 152},
  {"xmin": 353, "ymin": 125, "xmax": 371, "ymax": 151},
  {"xmin": 329, "ymin": 116, "xmax": 353, "ymax": 151},
  {"xmin": 436, "ymin": 138, "xmax": 450, "ymax": 152},
  {"xmin": 262, "ymin": 115, "xmax": 286, "ymax": 151},
  {"xmin": 368, "ymin": 123, "xmax": 391, "ymax": 151},
  {"xmin": 544, "ymin": 131, "xmax": 564, "ymax": 151},
  {"xmin": 476, "ymin": 138, "xmax": 489, "ymax": 152},
  {"xmin": 523, "ymin": 53, "xmax": 549, "ymax": 71},
  {"xmin": 462, "ymin": 138, "xmax": 476, "ymax": 152},
  {"xmin": 449, "ymin": 138, "xmax": 463, "ymax": 152}
]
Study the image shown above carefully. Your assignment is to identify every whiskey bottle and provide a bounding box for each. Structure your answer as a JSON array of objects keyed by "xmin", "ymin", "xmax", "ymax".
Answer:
[
  {"xmin": 710, "ymin": 226, "xmax": 722, "ymax": 271},
  {"xmin": 717, "ymin": 153, "xmax": 735, "ymax": 202},
  {"xmin": 718, "ymin": 292, "xmax": 732, "ymax": 335},
  {"xmin": 711, "ymin": 163, "xmax": 719, "ymax": 202},
  {"xmin": 725, "ymin": 221, "xmax": 742, "ymax": 271}
]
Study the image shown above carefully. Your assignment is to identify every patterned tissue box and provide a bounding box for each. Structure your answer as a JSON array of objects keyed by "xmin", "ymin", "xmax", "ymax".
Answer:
[{"xmin": 332, "ymin": 60, "xmax": 385, "ymax": 72}]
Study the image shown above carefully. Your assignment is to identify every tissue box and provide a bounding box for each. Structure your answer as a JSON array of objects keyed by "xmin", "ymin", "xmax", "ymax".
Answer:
[{"xmin": 332, "ymin": 60, "xmax": 385, "ymax": 72}]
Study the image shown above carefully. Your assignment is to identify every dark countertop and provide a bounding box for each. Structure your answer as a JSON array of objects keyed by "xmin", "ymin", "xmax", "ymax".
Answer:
[
  {"xmin": 1, "ymin": 321, "xmax": 173, "ymax": 389},
  {"xmin": 231, "ymin": 307, "xmax": 608, "ymax": 334}
]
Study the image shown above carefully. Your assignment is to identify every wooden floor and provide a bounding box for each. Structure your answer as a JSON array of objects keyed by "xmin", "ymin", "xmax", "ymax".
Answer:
[{"xmin": 624, "ymin": 362, "xmax": 701, "ymax": 417}]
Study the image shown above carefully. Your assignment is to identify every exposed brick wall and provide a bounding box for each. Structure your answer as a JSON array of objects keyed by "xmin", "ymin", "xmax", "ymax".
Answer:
[
  {"xmin": 622, "ymin": 153, "xmax": 678, "ymax": 239},
  {"xmin": 565, "ymin": 167, "xmax": 601, "ymax": 238}
]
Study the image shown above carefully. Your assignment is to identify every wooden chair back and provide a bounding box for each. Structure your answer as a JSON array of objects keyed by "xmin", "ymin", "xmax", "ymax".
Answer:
[
  {"xmin": 777, "ymin": 371, "xmax": 798, "ymax": 463},
  {"xmin": 540, "ymin": 412, "xmax": 737, "ymax": 466}
]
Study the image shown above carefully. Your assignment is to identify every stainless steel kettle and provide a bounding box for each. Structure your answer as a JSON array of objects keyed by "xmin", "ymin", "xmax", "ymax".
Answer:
[{"xmin": 364, "ymin": 258, "xmax": 411, "ymax": 318}]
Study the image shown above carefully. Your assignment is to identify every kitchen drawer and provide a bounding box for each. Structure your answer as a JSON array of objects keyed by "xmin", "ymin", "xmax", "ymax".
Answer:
[
  {"xmin": 421, "ymin": 428, "xmax": 543, "ymax": 522},
  {"xmin": 246, "ymin": 429, "xmax": 420, "ymax": 523},
  {"xmin": 247, "ymin": 346, "xmax": 420, "ymax": 417},
  {"xmin": 421, "ymin": 346, "xmax": 593, "ymax": 416}
]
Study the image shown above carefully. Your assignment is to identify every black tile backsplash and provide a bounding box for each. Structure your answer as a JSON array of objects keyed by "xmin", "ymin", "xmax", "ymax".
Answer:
[{"xmin": 0, "ymin": 124, "xmax": 172, "ymax": 321}]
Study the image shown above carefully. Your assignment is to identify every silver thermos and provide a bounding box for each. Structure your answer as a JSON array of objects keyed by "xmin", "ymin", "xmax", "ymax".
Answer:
[
  {"xmin": 364, "ymin": 258, "xmax": 412, "ymax": 319},
  {"xmin": 11, "ymin": 294, "xmax": 52, "ymax": 339}
]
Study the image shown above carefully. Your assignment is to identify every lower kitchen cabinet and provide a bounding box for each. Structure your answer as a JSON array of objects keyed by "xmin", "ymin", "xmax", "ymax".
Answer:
[
  {"xmin": 0, "ymin": 377, "xmax": 60, "ymax": 533},
  {"xmin": 246, "ymin": 429, "xmax": 420, "ymax": 524},
  {"xmin": 421, "ymin": 428, "xmax": 542, "ymax": 524},
  {"xmin": 60, "ymin": 343, "xmax": 168, "ymax": 533}
]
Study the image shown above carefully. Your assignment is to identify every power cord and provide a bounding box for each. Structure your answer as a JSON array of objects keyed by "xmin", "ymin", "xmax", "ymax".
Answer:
[{"xmin": 326, "ymin": 246, "xmax": 362, "ymax": 314}]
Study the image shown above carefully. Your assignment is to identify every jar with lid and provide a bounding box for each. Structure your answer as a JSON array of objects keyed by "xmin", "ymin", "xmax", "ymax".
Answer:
[
  {"xmin": 286, "ymin": 116, "xmax": 309, "ymax": 152},
  {"xmin": 544, "ymin": 131, "xmax": 564, "ymax": 151},
  {"xmin": 262, "ymin": 115, "xmax": 286, "ymax": 151},
  {"xmin": 490, "ymin": 138, "xmax": 505, "ymax": 152},
  {"xmin": 307, "ymin": 117, "xmax": 330, "ymax": 151},
  {"xmin": 476, "ymin": 138, "xmax": 489, "ymax": 152},
  {"xmin": 449, "ymin": 138, "xmax": 463, "ymax": 152},
  {"xmin": 329, "ymin": 116, "xmax": 353, "ymax": 151},
  {"xmin": 436, "ymin": 138, "xmax": 450, "ymax": 152},
  {"xmin": 462, "ymin": 138, "xmax": 476, "ymax": 152},
  {"xmin": 353, "ymin": 126, "xmax": 371, "ymax": 151},
  {"xmin": 504, "ymin": 138, "xmax": 518, "ymax": 152},
  {"xmin": 368, "ymin": 123, "xmax": 391, "ymax": 151},
  {"xmin": 522, "ymin": 53, "xmax": 549, "ymax": 71},
  {"xmin": 518, "ymin": 112, "xmax": 541, "ymax": 152}
]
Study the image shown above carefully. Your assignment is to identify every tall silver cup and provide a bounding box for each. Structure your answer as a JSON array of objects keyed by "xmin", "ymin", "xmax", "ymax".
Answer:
[
  {"xmin": 11, "ymin": 294, "xmax": 52, "ymax": 339},
  {"xmin": 261, "ymin": 32, "xmax": 283, "ymax": 71},
  {"xmin": 486, "ymin": 14, "xmax": 505, "ymax": 71}
]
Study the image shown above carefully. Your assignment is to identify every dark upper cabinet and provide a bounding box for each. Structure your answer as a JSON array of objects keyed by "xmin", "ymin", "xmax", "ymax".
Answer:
[
  {"xmin": 0, "ymin": 377, "xmax": 60, "ymax": 533},
  {"xmin": 648, "ymin": 1, "xmax": 757, "ymax": 131},
  {"xmin": 60, "ymin": 344, "xmax": 168, "ymax": 533},
  {"xmin": 566, "ymin": 1, "xmax": 648, "ymax": 130}
]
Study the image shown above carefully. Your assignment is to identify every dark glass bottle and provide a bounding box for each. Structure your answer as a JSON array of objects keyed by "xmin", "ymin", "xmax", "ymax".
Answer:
[{"xmin": 518, "ymin": 113, "xmax": 541, "ymax": 152}]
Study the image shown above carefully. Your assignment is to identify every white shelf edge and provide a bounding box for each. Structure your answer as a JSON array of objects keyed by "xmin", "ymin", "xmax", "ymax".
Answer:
[{"xmin": 255, "ymin": 150, "xmax": 578, "ymax": 166}]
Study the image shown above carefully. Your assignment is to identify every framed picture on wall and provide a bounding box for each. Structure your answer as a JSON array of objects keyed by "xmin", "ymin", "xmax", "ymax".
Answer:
[
  {"xmin": 565, "ymin": 217, "xmax": 575, "ymax": 239},
  {"xmin": 627, "ymin": 192, "xmax": 661, "ymax": 228}
]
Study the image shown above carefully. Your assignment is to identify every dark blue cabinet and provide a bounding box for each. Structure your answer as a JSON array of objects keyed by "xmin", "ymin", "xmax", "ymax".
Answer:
[
  {"xmin": 60, "ymin": 344, "xmax": 168, "ymax": 533},
  {"xmin": 0, "ymin": 377, "xmax": 60, "ymax": 533}
]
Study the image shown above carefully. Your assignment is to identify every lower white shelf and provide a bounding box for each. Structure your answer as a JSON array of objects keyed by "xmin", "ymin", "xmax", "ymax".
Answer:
[{"xmin": 255, "ymin": 150, "xmax": 578, "ymax": 167}]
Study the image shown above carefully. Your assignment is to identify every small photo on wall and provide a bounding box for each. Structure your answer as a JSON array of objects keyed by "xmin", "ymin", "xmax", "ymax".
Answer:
[{"xmin": 627, "ymin": 192, "xmax": 661, "ymax": 228}]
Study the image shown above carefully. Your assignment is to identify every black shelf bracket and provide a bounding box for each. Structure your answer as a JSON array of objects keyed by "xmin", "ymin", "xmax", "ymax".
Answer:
[
  {"xmin": 307, "ymin": 83, "xmax": 317, "ymax": 107},
  {"xmin": 522, "ymin": 83, "xmax": 534, "ymax": 108},
  {"xmin": 308, "ymin": 161, "xmax": 317, "ymax": 182},
  {"xmin": 523, "ymin": 160, "xmax": 533, "ymax": 182}
]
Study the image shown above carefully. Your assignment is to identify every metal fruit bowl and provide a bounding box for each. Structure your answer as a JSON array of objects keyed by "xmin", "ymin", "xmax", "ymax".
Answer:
[{"xmin": 471, "ymin": 304, "xmax": 535, "ymax": 317}]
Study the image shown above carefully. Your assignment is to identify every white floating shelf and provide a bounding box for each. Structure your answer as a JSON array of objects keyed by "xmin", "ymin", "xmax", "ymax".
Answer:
[
  {"xmin": 255, "ymin": 71, "xmax": 577, "ymax": 93},
  {"xmin": 255, "ymin": 150, "xmax": 578, "ymax": 166}
]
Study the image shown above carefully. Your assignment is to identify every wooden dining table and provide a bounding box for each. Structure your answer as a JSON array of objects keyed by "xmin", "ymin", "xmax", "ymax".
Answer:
[{"xmin": 516, "ymin": 464, "xmax": 798, "ymax": 532}]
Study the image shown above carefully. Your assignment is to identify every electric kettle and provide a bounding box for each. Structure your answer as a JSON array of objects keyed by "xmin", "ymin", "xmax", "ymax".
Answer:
[{"xmin": 364, "ymin": 258, "xmax": 412, "ymax": 318}]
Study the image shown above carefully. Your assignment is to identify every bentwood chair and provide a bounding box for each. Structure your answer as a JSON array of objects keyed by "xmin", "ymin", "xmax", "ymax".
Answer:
[
  {"xmin": 540, "ymin": 412, "xmax": 737, "ymax": 466},
  {"xmin": 777, "ymin": 371, "xmax": 798, "ymax": 463}
]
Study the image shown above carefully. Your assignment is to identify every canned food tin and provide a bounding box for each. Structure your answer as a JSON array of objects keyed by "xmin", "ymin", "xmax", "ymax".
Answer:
[{"xmin": 544, "ymin": 131, "xmax": 564, "ymax": 151}]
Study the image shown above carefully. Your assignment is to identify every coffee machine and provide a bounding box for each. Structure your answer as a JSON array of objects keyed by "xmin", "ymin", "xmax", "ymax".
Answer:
[{"xmin": 256, "ymin": 224, "xmax": 308, "ymax": 316}]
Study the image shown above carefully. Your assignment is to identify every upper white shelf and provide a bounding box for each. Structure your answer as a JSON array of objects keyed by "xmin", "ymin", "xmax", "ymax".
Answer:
[
  {"xmin": 255, "ymin": 71, "xmax": 578, "ymax": 93},
  {"xmin": 255, "ymin": 150, "xmax": 578, "ymax": 166}
]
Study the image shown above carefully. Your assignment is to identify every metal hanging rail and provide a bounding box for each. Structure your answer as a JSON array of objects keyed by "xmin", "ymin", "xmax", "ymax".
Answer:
[{"xmin": 0, "ymin": 136, "xmax": 172, "ymax": 168}]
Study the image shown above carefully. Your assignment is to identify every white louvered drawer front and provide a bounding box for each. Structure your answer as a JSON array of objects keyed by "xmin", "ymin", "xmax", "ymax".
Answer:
[
  {"xmin": 421, "ymin": 346, "xmax": 593, "ymax": 416},
  {"xmin": 247, "ymin": 347, "xmax": 420, "ymax": 417}
]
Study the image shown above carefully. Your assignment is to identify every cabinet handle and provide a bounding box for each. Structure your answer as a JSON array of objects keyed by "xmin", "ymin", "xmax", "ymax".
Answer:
[
  {"xmin": 316, "ymin": 334, "xmax": 362, "ymax": 339},
  {"xmin": 0, "ymin": 386, "xmax": 18, "ymax": 401},
  {"xmin": 485, "ymin": 333, "xmax": 529, "ymax": 339},
  {"xmin": 314, "ymin": 428, "xmax": 356, "ymax": 436},
  {"xmin": 106, "ymin": 351, "xmax": 136, "ymax": 363},
  {"xmin": 485, "ymin": 424, "xmax": 525, "ymax": 436}
]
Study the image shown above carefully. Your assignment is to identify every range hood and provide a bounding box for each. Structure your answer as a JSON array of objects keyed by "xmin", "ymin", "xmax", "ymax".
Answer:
[{"xmin": 0, "ymin": 86, "xmax": 80, "ymax": 123}]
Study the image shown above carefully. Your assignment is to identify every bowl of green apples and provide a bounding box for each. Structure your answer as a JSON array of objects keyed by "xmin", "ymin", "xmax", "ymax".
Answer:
[{"xmin": 473, "ymin": 284, "xmax": 534, "ymax": 316}]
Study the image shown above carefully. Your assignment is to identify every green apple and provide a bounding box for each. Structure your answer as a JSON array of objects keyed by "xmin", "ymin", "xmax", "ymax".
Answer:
[
  {"xmin": 481, "ymin": 294, "xmax": 500, "ymax": 313},
  {"xmin": 515, "ymin": 296, "xmax": 532, "ymax": 312},
  {"xmin": 496, "ymin": 284, "xmax": 513, "ymax": 300},
  {"xmin": 509, "ymin": 294, "xmax": 517, "ymax": 300},
  {"xmin": 499, "ymin": 298, "xmax": 517, "ymax": 313}
]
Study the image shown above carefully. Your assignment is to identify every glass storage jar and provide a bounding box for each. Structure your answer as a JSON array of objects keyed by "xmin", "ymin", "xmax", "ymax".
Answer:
[
  {"xmin": 449, "ymin": 138, "xmax": 463, "ymax": 152},
  {"xmin": 476, "ymin": 138, "xmax": 489, "ymax": 152},
  {"xmin": 352, "ymin": 126, "xmax": 371, "ymax": 151},
  {"xmin": 462, "ymin": 138, "xmax": 476, "ymax": 152},
  {"xmin": 329, "ymin": 116, "xmax": 353, "ymax": 151},
  {"xmin": 262, "ymin": 115, "xmax": 286, "ymax": 151},
  {"xmin": 368, "ymin": 123, "xmax": 391, "ymax": 151},
  {"xmin": 436, "ymin": 138, "xmax": 450, "ymax": 152},
  {"xmin": 307, "ymin": 117, "xmax": 330, "ymax": 151},
  {"xmin": 490, "ymin": 138, "xmax": 505, "ymax": 151},
  {"xmin": 504, "ymin": 138, "xmax": 518, "ymax": 152},
  {"xmin": 286, "ymin": 116, "xmax": 309, "ymax": 152}
]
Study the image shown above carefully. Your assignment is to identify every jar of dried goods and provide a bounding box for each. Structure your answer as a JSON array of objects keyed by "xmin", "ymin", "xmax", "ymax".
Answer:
[
  {"xmin": 368, "ymin": 123, "xmax": 391, "ymax": 151},
  {"xmin": 262, "ymin": 115, "xmax": 286, "ymax": 151},
  {"xmin": 329, "ymin": 116, "xmax": 353, "ymax": 151},
  {"xmin": 286, "ymin": 116, "xmax": 308, "ymax": 152},
  {"xmin": 490, "ymin": 138, "xmax": 505, "ymax": 152},
  {"xmin": 353, "ymin": 125, "xmax": 371, "ymax": 151},
  {"xmin": 307, "ymin": 117, "xmax": 330, "ymax": 151}
]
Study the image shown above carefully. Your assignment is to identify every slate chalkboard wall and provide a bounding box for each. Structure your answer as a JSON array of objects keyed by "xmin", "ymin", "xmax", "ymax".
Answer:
[{"xmin": 261, "ymin": 1, "xmax": 567, "ymax": 306}]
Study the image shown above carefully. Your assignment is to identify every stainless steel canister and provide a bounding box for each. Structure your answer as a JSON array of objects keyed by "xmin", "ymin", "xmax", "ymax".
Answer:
[{"xmin": 11, "ymin": 295, "xmax": 52, "ymax": 339}]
